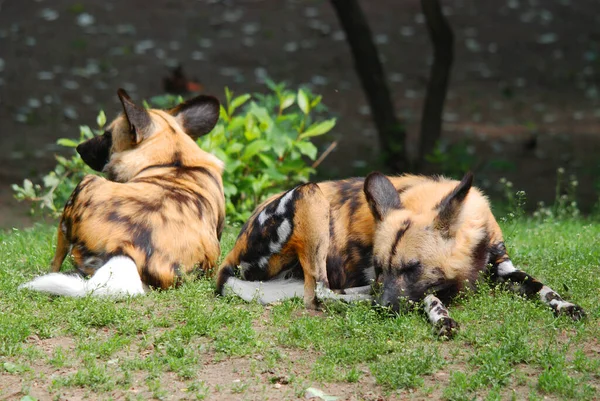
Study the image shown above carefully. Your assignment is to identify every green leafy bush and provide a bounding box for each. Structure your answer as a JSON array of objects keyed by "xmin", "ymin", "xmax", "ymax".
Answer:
[
  {"xmin": 203, "ymin": 82, "xmax": 335, "ymax": 222},
  {"xmin": 12, "ymin": 112, "xmax": 105, "ymax": 214},
  {"xmin": 12, "ymin": 82, "xmax": 335, "ymax": 224}
]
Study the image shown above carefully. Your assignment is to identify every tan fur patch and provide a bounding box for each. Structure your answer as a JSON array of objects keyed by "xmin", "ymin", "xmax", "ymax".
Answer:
[{"xmin": 54, "ymin": 92, "xmax": 224, "ymax": 290}]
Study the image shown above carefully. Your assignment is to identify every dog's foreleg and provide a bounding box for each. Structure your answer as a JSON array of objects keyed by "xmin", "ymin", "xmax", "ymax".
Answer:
[
  {"xmin": 423, "ymin": 294, "xmax": 459, "ymax": 338},
  {"xmin": 488, "ymin": 241, "xmax": 585, "ymax": 321}
]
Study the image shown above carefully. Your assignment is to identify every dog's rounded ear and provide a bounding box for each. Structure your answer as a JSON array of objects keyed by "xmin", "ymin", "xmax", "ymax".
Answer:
[
  {"xmin": 117, "ymin": 88, "xmax": 152, "ymax": 145},
  {"xmin": 364, "ymin": 172, "xmax": 402, "ymax": 221},
  {"xmin": 168, "ymin": 95, "xmax": 220, "ymax": 138}
]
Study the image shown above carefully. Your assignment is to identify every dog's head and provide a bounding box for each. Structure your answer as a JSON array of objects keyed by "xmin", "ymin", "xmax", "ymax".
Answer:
[
  {"xmin": 364, "ymin": 172, "xmax": 489, "ymax": 312},
  {"xmin": 77, "ymin": 89, "xmax": 220, "ymax": 181}
]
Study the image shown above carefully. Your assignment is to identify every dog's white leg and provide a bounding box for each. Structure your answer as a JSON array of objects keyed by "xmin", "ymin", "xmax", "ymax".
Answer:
[{"xmin": 423, "ymin": 294, "xmax": 459, "ymax": 337}]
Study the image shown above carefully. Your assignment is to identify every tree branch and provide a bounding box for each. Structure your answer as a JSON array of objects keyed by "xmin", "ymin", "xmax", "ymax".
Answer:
[
  {"xmin": 330, "ymin": 0, "xmax": 406, "ymax": 171},
  {"xmin": 418, "ymin": 0, "xmax": 454, "ymax": 165}
]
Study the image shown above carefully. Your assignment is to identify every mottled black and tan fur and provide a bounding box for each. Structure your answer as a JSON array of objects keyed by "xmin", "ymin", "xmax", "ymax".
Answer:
[
  {"xmin": 217, "ymin": 172, "xmax": 585, "ymax": 337},
  {"xmin": 21, "ymin": 89, "xmax": 225, "ymax": 297}
]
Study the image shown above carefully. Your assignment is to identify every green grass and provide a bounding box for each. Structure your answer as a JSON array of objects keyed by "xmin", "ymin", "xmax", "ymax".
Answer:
[{"xmin": 1, "ymin": 219, "xmax": 599, "ymax": 400}]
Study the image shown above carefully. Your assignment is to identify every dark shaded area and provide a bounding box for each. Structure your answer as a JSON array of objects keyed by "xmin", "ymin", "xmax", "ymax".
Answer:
[
  {"xmin": 330, "ymin": 0, "xmax": 406, "ymax": 171},
  {"xmin": 1, "ymin": 0, "xmax": 600, "ymax": 228},
  {"xmin": 418, "ymin": 0, "xmax": 454, "ymax": 165}
]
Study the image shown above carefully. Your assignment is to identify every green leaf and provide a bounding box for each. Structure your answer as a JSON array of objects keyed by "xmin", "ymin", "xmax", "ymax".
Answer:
[
  {"xmin": 297, "ymin": 89, "xmax": 310, "ymax": 114},
  {"xmin": 244, "ymin": 126, "xmax": 260, "ymax": 141},
  {"xmin": 278, "ymin": 159, "xmax": 305, "ymax": 174},
  {"xmin": 20, "ymin": 396, "xmax": 37, "ymax": 401},
  {"xmin": 223, "ymin": 182, "xmax": 238, "ymax": 197},
  {"xmin": 96, "ymin": 110, "xmax": 106, "ymax": 128},
  {"xmin": 280, "ymin": 94, "xmax": 296, "ymax": 111},
  {"xmin": 241, "ymin": 140, "xmax": 269, "ymax": 161},
  {"xmin": 258, "ymin": 153, "xmax": 275, "ymax": 168},
  {"xmin": 55, "ymin": 155, "xmax": 69, "ymax": 166},
  {"xmin": 230, "ymin": 94, "xmax": 251, "ymax": 115},
  {"xmin": 264, "ymin": 167, "xmax": 287, "ymax": 181},
  {"xmin": 79, "ymin": 125, "xmax": 94, "ymax": 139},
  {"xmin": 219, "ymin": 104, "xmax": 228, "ymax": 120},
  {"xmin": 249, "ymin": 103, "xmax": 273, "ymax": 128},
  {"xmin": 225, "ymin": 160, "xmax": 243, "ymax": 174},
  {"xmin": 56, "ymin": 138, "xmax": 79, "ymax": 148},
  {"xmin": 225, "ymin": 87, "xmax": 232, "ymax": 105},
  {"xmin": 228, "ymin": 116, "xmax": 246, "ymax": 133},
  {"xmin": 295, "ymin": 141, "xmax": 318, "ymax": 160},
  {"xmin": 271, "ymin": 136, "xmax": 289, "ymax": 159},
  {"xmin": 211, "ymin": 148, "xmax": 229, "ymax": 163},
  {"xmin": 265, "ymin": 78, "xmax": 277, "ymax": 91},
  {"xmin": 299, "ymin": 118, "xmax": 336, "ymax": 139},
  {"xmin": 22, "ymin": 179, "xmax": 35, "ymax": 197},
  {"xmin": 310, "ymin": 95, "xmax": 322, "ymax": 109},
  {"xmin": 226, "ymin": 142, "xmax": 244, "ymax": 154},
  {"xmin": 43, "ymin": 173, "xmax": 60, "ymax": 188}
]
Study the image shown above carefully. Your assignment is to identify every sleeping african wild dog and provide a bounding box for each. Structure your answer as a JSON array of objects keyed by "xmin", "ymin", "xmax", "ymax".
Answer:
[
  {"xmin": 20, "ymin": 89, "xmax": 225, "ymax": 297},
  {"xmin": 217, "ymin": 172, "xmax": 585, "ymax": 337}
]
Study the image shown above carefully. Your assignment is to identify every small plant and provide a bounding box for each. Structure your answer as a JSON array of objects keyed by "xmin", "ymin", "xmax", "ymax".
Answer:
[
  {"xmin": 198, "ymin": 81, "xmax": 335, "ymax": 223},
  {"xmin": 533, "ymin": 168, "xmax": 580, "ymax": 221},
  {"xmin": 12, "ymin": 112, "xmax": 105, "ymax": 216},
  {"xmin": 498, "ymin": 177, "xmax": 527, "ymax": 224},
  {"xmin": 12, "ymin": 82, "xmax": 336, "ymax": 224}
]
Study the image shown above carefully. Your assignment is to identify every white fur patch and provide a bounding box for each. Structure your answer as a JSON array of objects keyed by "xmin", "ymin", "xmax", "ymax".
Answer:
[
  {"xmin": 539, "ymin": 285, "xmax": 574, "ymax": 311},
  {"xmin": 424, "ymin": 294, "xmax": 449, "ymax": 324},
  {"xmin": 269, "ymin": 219, "xmax": 292, "ymax": 253},
  {"xmin": 20, "ymin": 256, "xmax": 147, "ymax": 298},
  {"xmin": 497, "ymin": 260, "xmax": 517, "ymax": 276},
  {"xmin": 258, "ymin": 189, "xmax": 295, "ymax": 225},
  {"xmin": 257, "ymin": 208, "xmax": 270, "ymax": 226},
  {"xmin": 239, "ymin": 261, "xmax": 252, "ymax": 278},
  {"xmin": 258, "ymin": 256, "xmax": 270, "ymax": 269},
  {"xmin": 223, "ymin": 276, "xmax": 304, "ymax": 304},
  {"xmin": 223, "ymin": 277, "xmax": 373, "ymax": 305},
  {"xmin": 276, "ymin": 189, "xmax": 295, "ymax": 215}
]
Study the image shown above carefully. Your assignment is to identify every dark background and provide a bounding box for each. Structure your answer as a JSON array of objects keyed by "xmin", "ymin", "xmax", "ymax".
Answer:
[{"xmin": 1, "ymin": 0, "xmax": 599, "ymax": 228}]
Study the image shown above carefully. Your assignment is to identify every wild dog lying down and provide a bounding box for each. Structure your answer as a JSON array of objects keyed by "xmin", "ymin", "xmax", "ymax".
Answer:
[
  {"xmin": 20, "ymin": 89, "xmax": 225, "ymax": 297},
  {"xmin": 216, "ymin": 172, "xmax": 585, "ymax": 336}
]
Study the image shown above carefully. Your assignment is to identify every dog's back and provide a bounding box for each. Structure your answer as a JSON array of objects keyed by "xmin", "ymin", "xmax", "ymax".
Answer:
[{"xmin": 22, "ymin": 90, "xmax": 225, "ymax": 296}]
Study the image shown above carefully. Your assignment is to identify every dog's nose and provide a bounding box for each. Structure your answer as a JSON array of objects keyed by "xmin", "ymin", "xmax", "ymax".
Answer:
[{"xmin": 378, "ymin": 295, "xmax": 399, "ymax": 313}]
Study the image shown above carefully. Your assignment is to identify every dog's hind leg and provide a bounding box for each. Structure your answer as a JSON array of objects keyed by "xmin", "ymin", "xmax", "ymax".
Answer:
[
  {"xmin": 50, "ymin": 226, "xmax": 70, "ymax": 272},
  {"xmin": 423, "ymin": 294, "xmax": 459, "ymax": 338},
  {"xmin": 486, "ymin": 219, "xmax": 585, "ymax": 320},
  {"xmin": 217, "ymin": 183, "xmax": 331, "ymax": 309},
  {"xmin": 290, "ymin": 183, "xmax": 331, "ymax": 308}
]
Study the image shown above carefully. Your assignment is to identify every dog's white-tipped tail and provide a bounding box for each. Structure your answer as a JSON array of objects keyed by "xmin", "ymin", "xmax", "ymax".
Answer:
[
  {"xmin": 19, "ymin": 256, "xmax": 148, "ymax": 298},
  {"xmin": 19, "ymin": 273, "xmax": 89, "ymax": 297}
]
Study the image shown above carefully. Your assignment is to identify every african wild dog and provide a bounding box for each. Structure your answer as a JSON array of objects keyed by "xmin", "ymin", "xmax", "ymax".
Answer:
[
  {"xmin": 216, "ymin": 172, "xmax": 585, "ymax": 337},
  {"xmin": 20, "ymin": 89, "xmax": 225, "ymax": 297}
]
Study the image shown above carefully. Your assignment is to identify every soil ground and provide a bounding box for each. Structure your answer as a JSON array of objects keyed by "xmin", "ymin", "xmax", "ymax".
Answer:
[{"xmin": 1, "ymin": 0, "xmax": 599, "ymax": 227}]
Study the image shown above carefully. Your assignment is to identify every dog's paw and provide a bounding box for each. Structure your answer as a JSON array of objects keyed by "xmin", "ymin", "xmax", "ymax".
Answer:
[
  {"xmin": 557, "ymin": 303, "xmax": 586, "ymax": 321},
  {"xmin": 435, "ymin": 317, "xmax": 459, "ymax": 339}
]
